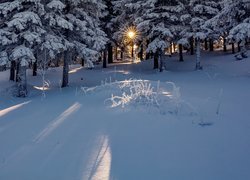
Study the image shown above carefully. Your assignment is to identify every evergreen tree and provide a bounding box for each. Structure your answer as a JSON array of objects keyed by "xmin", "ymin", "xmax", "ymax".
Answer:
[
  {"xmin": 45, "ymin": 0, "xmax": 108, "ymax": 87},
  {"xmin": 187, "ymin": 0, "xmax": 221, "ymax": 69},
  {"xmin": 134, "ymin": 0, "xmax": 186, "ymax": 69},
  {"xmin": 0, "ymin": 0, "xmax": 45, "ymax": 97},
  {"xmin": 112, "ymin": 0, "xmax": 140, "ymax": 63}
]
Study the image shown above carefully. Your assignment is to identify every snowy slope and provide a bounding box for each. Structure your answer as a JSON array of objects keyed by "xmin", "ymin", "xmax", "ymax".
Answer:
[{"xmin": 0, "ymin": 51, "xmax": 250, "ymax": 180}]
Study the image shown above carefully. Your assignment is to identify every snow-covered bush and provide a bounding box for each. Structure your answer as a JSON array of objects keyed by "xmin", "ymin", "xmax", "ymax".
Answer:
[
  {"xmin": 81, "ymin": 79, "xmax": 197, "ymax": 117},
  {"xmin": 108, "ymin": 80, "xmax": 159, "ymax": 108}
]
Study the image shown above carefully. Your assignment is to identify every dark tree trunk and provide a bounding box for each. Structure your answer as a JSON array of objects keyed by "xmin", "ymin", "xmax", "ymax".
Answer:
[
  {"xmin": 121, "ymin": 50, "xmax": 123, "ymax": 60},
  {"xmin": 16, "ymin": 62, "xmax": 20, "ymax": 82},
  {"xmin": 33, "ymin": 61, "xmax": 37, "ymax": 76},
  {"xmin": 10, "ymin": 61, "xmax": 15, "ymax": 81},
  {"xmin": 81, "ymin": 58, "xmax": 84, "ymax": 67},
  {"xmin": 33, "ymin": 50, "xmax": 38, "ymax": 76},
  {"xmin": 223, "ymin": 37, "xmax": 227, "ymax": 52},
  {"xmin": 245, "ymin": 38, "xmax": 249, "ymax": 45},
  {"xmin": 131, "ymin": 41, "xmax": 134, "ymax": 60},
  {"xmin": 209, "ymin": 39, "xmax": 214, "ymax": 51},
  {"xmin": 146, "ymin": 40, "xmax": 150, "ymax": 60},
  {"xmin": 179, "ymin": 44, "xmax": 184, "ymax": 62},
  {"xmin": 159, "ymin": 50, "xmax": 164, "ymax": 72},
  {"xmin": 56, "ymin": 59, "xmax": 60, "ymax": 67},
  {"xmin": 108, "ymin": 43, "xmax": 113, "ymax": 64},
  {"xmin": 115, "ymin": 46, "xmax": 118, "ymax": 61},
  {"xmin": 103, "ymin": 50, "xmax": 107, "ymax": 68},
  {"xmin": 153, "ymin": 51, "xmax": 159, "ymax": 69},
  {"xmin": 238, "ymin": 42, "xmax": 241, "ymax": 52},
  {"xmin": 146, "ymin": 52, "xmax": 150, "ymax": 60},
  {"xmin": 17, "ymin": 64, "xmax": 27, "ymax": 97},
  {"xmin": 62, "ymin": 50, "xmax": 70, "ymax": 88},
  {"xmin": 204, "ymin": 39, "xmax": 208, "ymax": 51},
  {"xmin": 139, "ymin": 43, "xmax": 143, "ymax": 61},
  {"xmin": 232, "ymin": 43, "xmax": 235, "ymax": 54},
  {"xmin": 190, "ymin": 37, "xmax": 194, "ymax": 55}
]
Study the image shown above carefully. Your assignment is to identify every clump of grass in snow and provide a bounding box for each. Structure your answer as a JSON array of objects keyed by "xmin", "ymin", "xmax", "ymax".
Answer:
[
  {"xmin": 80, "ymin": 79, "xmax": 209, "ymax": 122},
  {"xmin": 103, "ymin": 79, "xmax": 190, "ymax": 116}
]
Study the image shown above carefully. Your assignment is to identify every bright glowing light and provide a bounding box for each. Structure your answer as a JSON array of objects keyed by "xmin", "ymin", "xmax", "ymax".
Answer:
[
  {"xmin": 122, "ymin": 26, "xmax": 138, "ymax": 41},
  {"xmin": 128, "ymin": 31, "xmax": 135, "ymax": 39}
]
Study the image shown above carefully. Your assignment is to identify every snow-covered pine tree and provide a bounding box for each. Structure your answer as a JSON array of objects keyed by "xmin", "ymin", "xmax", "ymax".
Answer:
[
  {"xmin": 207, "ymin": 0, "xmax": 250, "ymax": 58},
  {"xmin": 101, "ymin": 0, "xmax": 116, "ymax": 65},
  {"xmin": 0, "ymin": 0, "xmax": 18, "ymax": 81},
  {"xmin": 167, "ymin": 0, "xmax": 190, "ymax": 62},
  {"xmin": 0, "ymin": 0, "xmax": 46, "ymax": 97},
  {"xmin": 100, "ymin": 0, "xmax": 112, "ymax": 68},
  {"xmin": 187, "ymin": 0, "xmax": 221, "ymax": 70},
  {"xmin": 135, "ymin": 0, "xmax": 186, "ymax": 69},
  {"xmin": 227, "ymin": 0, "xmax": 250, "ymax": 38},
  {"xmin": 44, "ymin": 0, "xmax": 108, "ymax": 87},
  {"xmin": 114, "ymin": 0, "xmax": 191, "ymax": 67},
  {"xmin": 112, "ymin": 0, "xmax": 140, "ymax": 63}
]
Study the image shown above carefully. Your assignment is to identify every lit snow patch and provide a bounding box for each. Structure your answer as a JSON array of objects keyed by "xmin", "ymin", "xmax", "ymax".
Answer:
[
  {"xmin": 69, "ymin": 67, "xmax": 83, "ymax": 74},
  {"xmin": 162, "ymin": 91, "xmax": 172, "ymax": 97},
  {"xmin": 82, "ymin": 135, "xmax": 112, "ymax": 180},
  {"xmin": 0, "ymin": 101, "xmax": 31, "ymax": 118},
  {"xmin": 33, "ymin": 86, "xmax": 50, "ymax": 91},
  {"xmin": 34, "ymin": 102, "xmax": 81, "ymax": 143}
]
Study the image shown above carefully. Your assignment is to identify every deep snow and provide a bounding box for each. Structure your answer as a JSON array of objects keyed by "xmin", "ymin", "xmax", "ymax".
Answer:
[{"xmin": 0, "ymin": 51, "xmax": 250, "ymax": 180}]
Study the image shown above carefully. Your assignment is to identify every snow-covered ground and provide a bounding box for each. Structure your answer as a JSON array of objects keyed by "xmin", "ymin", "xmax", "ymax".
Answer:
[{"xmin": 0, "ymin": 51, "xmax": 250, "ymax": 180}]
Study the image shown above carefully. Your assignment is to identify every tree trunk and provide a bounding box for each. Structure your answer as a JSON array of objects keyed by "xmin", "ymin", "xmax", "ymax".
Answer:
[
  {"xmin": 179, "ymin": 44, "xmax": 184, "ymax": 62},
  {"xmin": 238, "ymin": 42, "xmax": 241, "ymax": 52},
  {"xmin": 108, "ymin": 43, "xmax": 113, "ymax": 64},
  {"xmin": 139, "ymin": 43, "xmax": 143, "ymax": 61},
  {"xmin": 204, "ymin": 38, "xmax": 208, "ymax": 51},
  {"xmin": 169, "ymin": 44, "xmax": 173, "ymax": 55},
  {"xmin": 33, "ymin": 60, "xmax": 37, "ymax": 76},
  {"xmin": 159, "ymin": 50, "xmax": 164, "ymax": 72},
  {"xmin": 62, "ymin": 50, "xmax": 70, "ymax": 88},
  {"xmin": 209, "ymin": 39, "xmax": 214, "ymax": 51},
  {"xmin": 16, "ymin": 62, "xmax": 20, "ymax": 82},
  {"xmin": 196, "ymin": 38, "xmax": 202, "ymax": 70},
  {"xmin": 56, "ymin": 59, "xmax": 60, "ymax": 67},
  {"xmin": 232, "ymin": 43, "xmax": 235, "ymax": 54},
  {"xmin": 171, "ymin": 42, "xmax": 175, "ymax": 54},
  {"xmin": 10, "ymin": 61, "xmax": 15, "ymax": 81},
  {"xmin": 146, "ymin": 52, "xmax": 150, "ymax": 60},
  {"xmin": 153, "ymin": 51, "xmax": 159, "ymax": 69},
  {"xmin": 115, "ymin": 46, "xmax": 118, "ymax": 61},
  {"xmin": 121, "ymin": 50, "xmax": 123, "ymax": 60},
  {"xmin": 146, "ymin": 40, "xmax": 150, "ymax": 60},
  {"xmin": 17, "ymin": 63, "xmax": 27, "ymax": 97},
  {"xmin": 131, "ymin": 41, "xmax": 134, "ymax": 61},
  {"xmin": 246, "ymin": 38, "xmax": 249, "ymax": 45},
  {"xmin": 103, "ymin": 50, "xmax": 107, "ymax": 68},
  {"xmin": 81, "ymin": 58, "xmax": 84, "ymax": 67},
  {"xmin": 223, "ymin": 36, "xmax": 227, "ymax": 52},
  {"xmin": 190, "ymin": 37, "xmax": 194, "ymax": 55}
]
